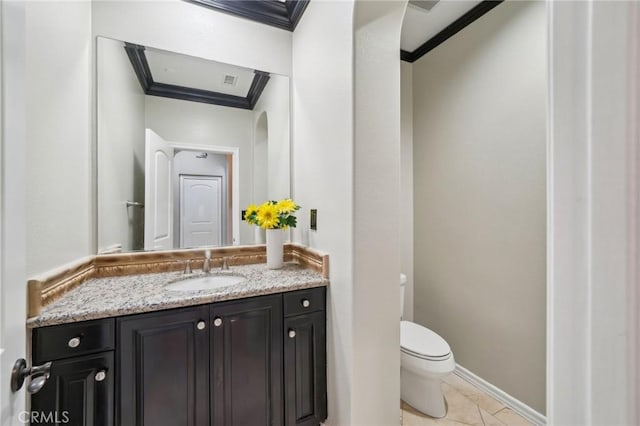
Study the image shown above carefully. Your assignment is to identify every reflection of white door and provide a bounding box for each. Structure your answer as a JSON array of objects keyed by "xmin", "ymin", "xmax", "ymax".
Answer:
[
  {"xmin": 144, "ymin": 129, "xmax": 174, "ymax": 250},
  {"xmin": 180, "ymin": 175, "xmax": 222, "ymax": 248}
]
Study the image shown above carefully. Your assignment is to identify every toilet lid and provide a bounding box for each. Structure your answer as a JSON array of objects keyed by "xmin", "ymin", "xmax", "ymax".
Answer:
[{"xmin": 400, "ymin": 321, "xmax": 451, "ymax": 359}]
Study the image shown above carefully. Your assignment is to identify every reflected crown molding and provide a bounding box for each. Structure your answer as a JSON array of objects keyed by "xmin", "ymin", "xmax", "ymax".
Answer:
[
  {"xmin": 124, "ymin": 43, "xmax": 271, "ymax": 110},
  {"xmin": 184, "ymin": 0, "xmax": 310, "ymax": 32}
]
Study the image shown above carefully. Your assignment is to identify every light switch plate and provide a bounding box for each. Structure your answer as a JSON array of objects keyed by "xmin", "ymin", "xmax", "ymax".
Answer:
[{"xmin": 310, "ymin": 209, "xmax": 317, "ymax": 231}]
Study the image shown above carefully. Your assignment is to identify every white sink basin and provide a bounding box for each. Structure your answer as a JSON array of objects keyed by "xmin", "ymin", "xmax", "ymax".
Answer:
[{"xmin": 165, "ymin": 274, "xmax": 246, "ymax": 292}]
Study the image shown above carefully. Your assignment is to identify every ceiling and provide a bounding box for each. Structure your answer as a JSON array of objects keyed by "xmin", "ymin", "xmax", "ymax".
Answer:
[
  {"xmin": 145, "ymin": 47, "xmax": 255, "ymax": 97},
  {"xmin": 400, "ymin": 0, "xmax": 482, "ymax": 52}
]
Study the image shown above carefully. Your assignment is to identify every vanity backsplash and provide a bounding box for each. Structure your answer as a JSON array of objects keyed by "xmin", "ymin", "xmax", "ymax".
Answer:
[{"xmin": 27, "ymin": 243, "xmax": 329, "ymax": 319}]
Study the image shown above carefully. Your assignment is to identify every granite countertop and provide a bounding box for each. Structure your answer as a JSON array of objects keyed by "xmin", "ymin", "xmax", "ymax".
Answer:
[{"xmin": 28, "ymin": 262, "xmax": 328, "ymax": 328}]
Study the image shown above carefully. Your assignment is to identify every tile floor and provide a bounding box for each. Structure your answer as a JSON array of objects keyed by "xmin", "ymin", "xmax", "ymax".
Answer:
[{"xmin": 401, "ymin": 373, "xmax": 533, "ymax": 426}]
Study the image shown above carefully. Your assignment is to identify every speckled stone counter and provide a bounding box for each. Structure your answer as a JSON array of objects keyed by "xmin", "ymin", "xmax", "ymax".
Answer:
[{"xmin": 28, "ymin": 262, "xmax": 328, "ymax": 328}]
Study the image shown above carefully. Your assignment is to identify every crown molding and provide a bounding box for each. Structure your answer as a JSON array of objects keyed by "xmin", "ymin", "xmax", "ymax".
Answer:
[
  {"xmin": 401, "ymin": 0, "xmax": 504, "ymax": 63},
  {"xmin": 184, "ymin": 0, "xmax": 310, "ymax": 31},
  {"xmin": 124, "ymin": 43, "xmax": 269, "ymax": 110}
]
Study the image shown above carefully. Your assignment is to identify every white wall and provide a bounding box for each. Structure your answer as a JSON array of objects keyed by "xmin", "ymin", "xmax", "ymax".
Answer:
[
  {"xmin": 97, "ymin": 37, "xmax": 145, "ymax": 253},
  {"xmin": 293, "ymin": 1, "xmax": 407, "ymax": 424},
  {"xmin": 253, "ymin": 112, "xmax": 268, "ymax": 205},
  {"xmin": 588, "ymin": 3, "xmax": 639, "ymax": 422},
  {"xmin": 292, "ymin": 1, "xmax": 355, "ymax": 424},
  {"xmin": 26, "ymin": 1, "xmax": 92, "ymax": 276},
  {"xmin": 22, "ymin": 0, "xmax": 291, "ymax": 275},
  {"xmin": 253, "ymin": 75, "xmax": 290, "ymax": 201},
  {"xmin": 400, "ymin": 61, "xmax": 414, "ymax": 321},
  {"xmin": 412, "ymin": 1, "xmax": 546, "ymax": 413},
  {"xmin": 352, "ymin": 2, "xmax": 406, "ymax": 424},
  {"xmin": 144, "ymin": 96, "xmax": 254, "ymax": 245},
  {"xmin": 547, "ymin": 1, "xmax": 640, "ymax": 424},
  {"xmin": 92, "ymin": 0, "xmax": 291, "ymax": 76}
]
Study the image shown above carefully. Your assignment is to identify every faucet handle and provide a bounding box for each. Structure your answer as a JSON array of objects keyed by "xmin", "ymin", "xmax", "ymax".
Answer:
[
  {"xmin": 183, "ymin": 259, "xmax": 193, "ymax": 275},
  {"xmin": 221, "ymin": 257, "xmax": 230, "ymax": 271},
  {"xmin": 203, "ymin": 251, "xmax": 212, "ymax": 273}
]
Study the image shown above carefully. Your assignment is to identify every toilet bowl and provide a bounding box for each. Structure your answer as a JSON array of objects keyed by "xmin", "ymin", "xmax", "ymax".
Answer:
[{"xmin": 400, "ymin": 274, "xmax": 455, "ymax": 418}]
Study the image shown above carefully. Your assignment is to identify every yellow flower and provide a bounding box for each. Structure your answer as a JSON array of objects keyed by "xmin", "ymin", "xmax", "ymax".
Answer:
[
  {"xmin": 244, "ymin": 204, "xmax": 259, "ymax": 219},
  {"xmin": 276, "ymin": 198, "xmax": 297, "ymax": 214},
  {"xmin": 256, "ymin": 202, "xmax": 280, "ymax": 229}
]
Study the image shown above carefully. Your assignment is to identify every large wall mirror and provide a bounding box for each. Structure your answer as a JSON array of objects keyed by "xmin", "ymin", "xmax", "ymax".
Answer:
[
  {"xmin": 96, "ymin": 37, "xmax": 290, "ymax": 253},
  {"xmin": 97, "ymin": 37, "xmax": 290, "ymax": 253}
]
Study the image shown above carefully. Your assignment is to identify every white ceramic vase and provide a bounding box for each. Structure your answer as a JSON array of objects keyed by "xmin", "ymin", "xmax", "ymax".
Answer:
[
  {"xmin": 254, "ymin": 227, "xmax": 266, "ymax": 244},
  {"xmin": 266, "ymin": 228, "xmax": 284, "ymax": 269}
]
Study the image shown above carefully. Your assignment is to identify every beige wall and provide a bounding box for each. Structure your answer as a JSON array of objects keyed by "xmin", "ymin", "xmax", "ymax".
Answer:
[
  {"xmin": 401, "ymin": 60, "xmax": 414, "ymax": 321},
  {"xmin": 412, "ymin": 1, "xmax": 546, "ymax": 413}
]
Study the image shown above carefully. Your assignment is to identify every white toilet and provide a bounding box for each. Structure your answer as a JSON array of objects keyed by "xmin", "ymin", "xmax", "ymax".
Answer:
[{"xmin": 400, "ymin": 273, "xmax": 455, "ymax": 418}]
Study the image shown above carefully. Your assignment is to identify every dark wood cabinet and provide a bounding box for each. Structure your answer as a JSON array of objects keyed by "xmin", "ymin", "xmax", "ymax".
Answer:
[
  {"xmin": 117, "ymin": 305, "xmax": 210, "ymax": 426},
  {"xmin": 30, "ymin": 351, "xmax": 114, "ymax": 426},
  {"xmin": 118, "ymin": 296, "xmax": 283, "ymax": 426},
  {"xmin": 283, "ymin": 289, "xmax": 327, "ymax": 426},
  {"xmin": 32, "ymin": 287, "xmax": 326, "ymax": 426},
  {"xmin": 211, "ymin": 295, "xmax": 283, "ymax": 426}
]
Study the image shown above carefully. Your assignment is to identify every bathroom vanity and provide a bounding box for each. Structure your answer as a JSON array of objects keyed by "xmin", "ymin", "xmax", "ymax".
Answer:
[{"xmin": 27, "ymin": 257, "xmax": 328, "ymax": 426}]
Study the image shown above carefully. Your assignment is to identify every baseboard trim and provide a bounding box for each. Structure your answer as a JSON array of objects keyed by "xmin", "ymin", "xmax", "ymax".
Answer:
[{"xmin": 454, "ymin": 364, "xmax": 546, "ymax": 425}]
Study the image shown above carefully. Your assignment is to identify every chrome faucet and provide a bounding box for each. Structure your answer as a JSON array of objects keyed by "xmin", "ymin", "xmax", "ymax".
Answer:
[{"xmin": 203, "ymin": 250, "xmax": 212, "ymax": 273}]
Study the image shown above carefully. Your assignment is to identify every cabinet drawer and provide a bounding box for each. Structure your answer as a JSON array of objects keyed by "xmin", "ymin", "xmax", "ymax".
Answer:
[
  {"xmin": 33, "ymin": 318, "xmax": 115, "ymax": 364},
  {"xmin": 284, "ymin": 287, "xmax": 325, "ymax": 317}
]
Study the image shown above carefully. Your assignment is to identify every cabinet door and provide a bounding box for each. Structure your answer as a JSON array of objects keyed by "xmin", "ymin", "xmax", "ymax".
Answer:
[
  {"xmin": 30, "ymin": 352, "xmax": 114, "ymax": 426},
  {"xmin": 284, "ymin": 311, "xmax": 327, "ymax": 426},
  {"xmin": 117, "ymin": 305, "xmax": 210, "ymax": 426},
  {"xmin": 211, "ymin": 295, "xmax": 283, "ymax": 426}
]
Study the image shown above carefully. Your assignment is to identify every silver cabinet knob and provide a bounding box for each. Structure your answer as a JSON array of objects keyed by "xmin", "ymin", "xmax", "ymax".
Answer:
[
  {"xmin": 288, "ymin": 329, "xmax": 296, "ymax": 338},
  {"xmin": 67, "ymin": 337, "xmax": 81, "ymax": 348},
  {"xmin": 213, "ymin": 317, "xmax": 223, "ymax": 327},
  {"xmin": 301, "ymin": 299, "xmax": 310, "ymax": 308},
  {"xmin": 197, "ymin": 321, "xmax": 206, "ymax": 330},
  {"xmin": 95, "ymin": 370, "xmax": 107, "ymax": 382}
]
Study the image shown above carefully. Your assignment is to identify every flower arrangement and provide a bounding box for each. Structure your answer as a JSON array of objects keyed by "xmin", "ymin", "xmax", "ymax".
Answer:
[{"xmin": 244, "ymin": 199, "xmax": 301, "ymax": 230}]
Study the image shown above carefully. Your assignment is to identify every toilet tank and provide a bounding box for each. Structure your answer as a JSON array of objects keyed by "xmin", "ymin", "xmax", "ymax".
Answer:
[{"xmin": 400, "ymin": 273, "xmax": 407, "ymax": 320}]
